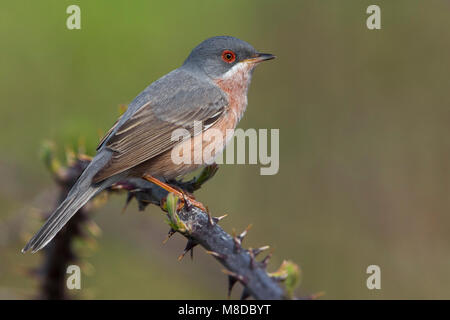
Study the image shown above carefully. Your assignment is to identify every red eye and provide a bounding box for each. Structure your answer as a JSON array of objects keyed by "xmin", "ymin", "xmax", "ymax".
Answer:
[{"xmin": 221, "ymin": 50, "xmax": 236, "ymax": 63}]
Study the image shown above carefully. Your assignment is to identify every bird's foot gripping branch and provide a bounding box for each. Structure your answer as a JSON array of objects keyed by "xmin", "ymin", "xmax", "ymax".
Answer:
[{"xmin": 31, "ymin": 142, "xmax": 303, "ymax": 300}]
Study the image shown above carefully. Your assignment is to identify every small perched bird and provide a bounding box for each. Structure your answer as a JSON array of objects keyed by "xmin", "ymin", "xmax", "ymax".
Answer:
[{"xmin": 23, "ymin": 36, "xmax": 275, "ymax": 253}]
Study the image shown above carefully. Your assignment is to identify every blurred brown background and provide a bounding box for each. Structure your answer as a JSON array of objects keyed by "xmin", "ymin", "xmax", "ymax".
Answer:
[{"xmin": 1, "ymin": 0, "xmax": 450, "ymax": 299}]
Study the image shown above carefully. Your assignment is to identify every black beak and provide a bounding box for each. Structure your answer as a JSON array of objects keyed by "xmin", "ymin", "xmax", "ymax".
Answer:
[
  {"xmin": 245, "ymin": 53, "xmax": 276, "ymax": 63},
  {"xmin": 254, "ymin": 53, "xmax": 276, "ymax": 62}
]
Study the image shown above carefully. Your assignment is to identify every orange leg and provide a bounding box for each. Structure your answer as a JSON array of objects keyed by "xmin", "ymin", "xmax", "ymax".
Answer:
[{"xmin": 142, "ymin": 174, "xmax": 206, "ymax": 211}]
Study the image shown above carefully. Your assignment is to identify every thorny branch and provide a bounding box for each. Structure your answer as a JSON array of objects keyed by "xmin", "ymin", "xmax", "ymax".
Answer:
[
  {"xmin": 112, "ymin": 172, "xmax": 288, "ymax": 300},
  {"xmin": 34, "ymin": 145, "xmax": 301, "ymax": 300}
]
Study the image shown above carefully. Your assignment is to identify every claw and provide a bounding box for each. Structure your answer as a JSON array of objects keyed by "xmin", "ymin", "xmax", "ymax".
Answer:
[
  {"xmin": 181, "ymin": 193, "xmax": 193, "ymax": 211},
  {"xmin": 143, "ymin": 174, "xmax": 206, "ymax": 212}
]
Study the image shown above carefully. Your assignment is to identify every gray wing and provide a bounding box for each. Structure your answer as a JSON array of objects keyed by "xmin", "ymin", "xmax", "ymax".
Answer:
[{"xmin": 93, "ymin": 69, "xmax": 227, "ymax": 183}]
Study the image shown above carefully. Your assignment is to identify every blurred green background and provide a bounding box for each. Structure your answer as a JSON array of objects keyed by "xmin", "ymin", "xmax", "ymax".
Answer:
[{"xmin": 1, "ymin": 0, "xmax": 450, "ymax": 299}]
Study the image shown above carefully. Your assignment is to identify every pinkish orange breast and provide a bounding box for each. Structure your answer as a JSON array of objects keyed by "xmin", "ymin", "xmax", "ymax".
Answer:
[{"xmin": 214, "ymin": 61, "xmax": 254, "ymax": 125}]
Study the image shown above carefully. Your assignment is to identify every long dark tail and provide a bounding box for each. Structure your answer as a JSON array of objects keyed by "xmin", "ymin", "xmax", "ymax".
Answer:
[
  {"xmin": 22, "ymin": 152, "xmax": 116, "ymax": 253},
  {"xmin": 22, "ymin": 185, "xmax": 101, "ymax": 253}
]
